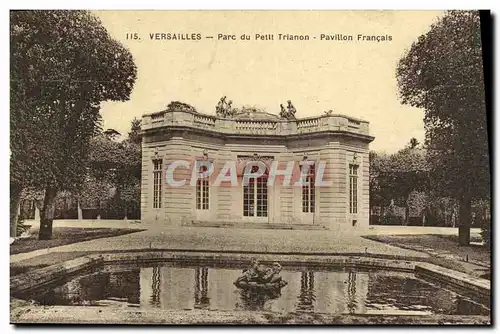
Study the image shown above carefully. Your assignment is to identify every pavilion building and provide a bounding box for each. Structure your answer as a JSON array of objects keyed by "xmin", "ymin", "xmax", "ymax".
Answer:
[{"xmin": 140, "ymin": 107, "xmax": 374, "ymax": 231}]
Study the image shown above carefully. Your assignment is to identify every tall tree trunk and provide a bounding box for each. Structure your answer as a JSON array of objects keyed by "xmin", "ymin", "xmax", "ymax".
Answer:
[
  {"xmin": 34, "ymin": 205, "xmax": 40, "ymax": 222},
  {"xmin": 458, "ymin": 195, "xmax": 472, "ymax": 246},
  {"xmin": 10, "ymin": 182, "xmax": 23, "ymax": 238},
  {"xmin": 404, "ymin": 205, "xmax": 410, "ymax": 226},
  {"xmin": 77, "ymin": 199, "xmax": 83, "ymax": 220},
  {"xmin": 379, "ymin": 205, "xmax": 384, "ymax": 225},
  {"xmin": 39, "ymin": 187, "xmax": 57, "ymax": 240}
]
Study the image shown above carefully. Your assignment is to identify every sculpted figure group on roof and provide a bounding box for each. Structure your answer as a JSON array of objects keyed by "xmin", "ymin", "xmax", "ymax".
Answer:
[{"xmin": 215, "ymin": 96, "xmax": 297, "ymax": 120}]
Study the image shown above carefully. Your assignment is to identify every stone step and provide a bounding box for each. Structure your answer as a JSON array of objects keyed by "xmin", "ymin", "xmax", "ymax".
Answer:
[{"xmin": 190, "ymin": 221, "xmax": 327, "ymax": 230}]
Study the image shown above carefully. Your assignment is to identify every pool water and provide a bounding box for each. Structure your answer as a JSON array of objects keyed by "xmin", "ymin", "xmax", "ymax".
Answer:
[{"xmin": 18, "ymin": 262, "xmax": 490, "ymax": 316}]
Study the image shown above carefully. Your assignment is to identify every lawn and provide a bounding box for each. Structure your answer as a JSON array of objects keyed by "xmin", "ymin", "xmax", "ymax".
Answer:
[
  {"xmin": 363, "ymin": 234, "xmax": 490, "ymax": 277},
  {"xmin": 10, "ymin": 251, "xmax": 90, "ymax": 277},
  {"xmin": 10, "ymin": 227, "xmax": 145, "ymax": 255}
]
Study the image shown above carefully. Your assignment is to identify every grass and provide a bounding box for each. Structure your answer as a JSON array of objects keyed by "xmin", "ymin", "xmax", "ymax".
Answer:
[
  {"xmin": 10, "ymin": 227, "xmax": 145, "ymax": 255},
  {"xmin": 10, "ymin": 251, "xmax": 90, "ymax": 277},
  {"xmin": 435, "ymin": 233, "xmax": 484, "ymax": 244},
  {"xmin": 362, "ymin": 234, "xmax": 490, "ymax": 276}
]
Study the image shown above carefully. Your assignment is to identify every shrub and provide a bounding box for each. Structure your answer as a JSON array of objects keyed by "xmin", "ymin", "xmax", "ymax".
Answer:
[
  {"xmin": 16, "ymin": 216, "xmax": 30, "ymax": 237},
  {"xmin": 480, "ymin": 225, "xmax": 491, "ymax": 248},
  {"xmin": 381, "ymin": 213, "xmax": 403, "ymax": 225}
]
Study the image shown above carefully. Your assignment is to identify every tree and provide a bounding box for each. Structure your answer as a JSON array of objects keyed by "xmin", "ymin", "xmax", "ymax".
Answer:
[
  {"xmin": 388, "ymin": 141, "xmax": 428, "ymax": 224},
  {"xmin": 369, "ymin": 142, "xmax": 428, "ymax": 225},
  {"xmin": 369, "ymin": 151, "xmax": 393, "ymax": 212},
  {"xmin": 369, "ymin": 151, "xmax": 397, "ymax": 225},
  {"xmin": 77, "ymin": 174, "xmax": 115, "ymax": 215},
  {"xmin": 84, "ymin": 121, "xmax": 141, "ymax": 220},
  {"xmin": 127, "ymin": 117, "xmax": 142, "ymax": 145},
  {"xmin": 122, "ymin": 119, "xmax": 142, "ymax": 218},
  {"xmin": 407, "ymin": 137, "xmax": 420, "ymax": 149},
  {"xmin": 112, "ymin": 140, "xmax": 141, "ymax": 219},
  {"xmin": 103, "ymin": 128, "xmax": 121, "ymax": 141},
  {"xmin": 396, "ymin": 11, "xmax": 489, "ymax": 245},
  {"xmin": 10, "ymin": 10, "xmax": 137, "ymax": 239}
]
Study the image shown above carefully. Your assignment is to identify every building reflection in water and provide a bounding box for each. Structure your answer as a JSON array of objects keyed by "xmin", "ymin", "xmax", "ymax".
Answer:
[
  {"xmin": 140, "ymin": 265, "xmax": 196, "ymax": 309},
  {"xmin": 135, "ymin": 265, "xmax": 488, "ymax": 316},
  {"xmin": 296, "ymin": 271, "xmax": 316, "ymax": 312},
  {"xmin": 346, "ymin": 272, "xmax": 358, "ymax": 314},
  {"xmin": 194, "ymin": 268, "xmax": 210, "ymax": 309},
  {"xmin": 302, "ymin": 270, "xmax": 368, "ymax": 314},
  {"xmin": 139, "ymin": 267, "xmax": 367, "ymax": 314},
  {"xmin": 19, "ymin": 264, "xmax": 489, "ymax": 316},
  {"xmin": 150, "ymin": 266, "xmax": 161, "ymax": 307}
]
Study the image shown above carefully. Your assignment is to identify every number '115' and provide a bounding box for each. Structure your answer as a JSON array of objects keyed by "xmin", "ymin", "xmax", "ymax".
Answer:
[{"xmin": 126, "ymin": 33, "xmax": 139, "ymax": 40}]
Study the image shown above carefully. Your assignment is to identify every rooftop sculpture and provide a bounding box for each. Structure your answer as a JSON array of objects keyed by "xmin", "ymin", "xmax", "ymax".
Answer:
[
  {"xmin": 279, "ymin": 100, "xmax": 297, "ymax": 120},
  {"xmin": 215, "ymin": 96, "xmax": 236, "ymax": 118}
]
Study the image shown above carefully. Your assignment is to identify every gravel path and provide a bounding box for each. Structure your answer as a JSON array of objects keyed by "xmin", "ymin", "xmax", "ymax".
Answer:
[{"xmin": 11, "ymin": 226, "xmax": 429, "ymax": 263}]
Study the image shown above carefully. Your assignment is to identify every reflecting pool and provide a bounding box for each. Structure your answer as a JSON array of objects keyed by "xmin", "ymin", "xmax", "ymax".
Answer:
[{"xmin": 17, "ymin": 262, "xmax": 489, "ymax": 316}]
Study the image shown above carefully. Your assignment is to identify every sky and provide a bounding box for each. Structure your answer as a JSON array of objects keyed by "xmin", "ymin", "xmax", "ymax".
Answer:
[{"xmin": 94, "ymin": 10, "xmax": 445, "ymax": 153}]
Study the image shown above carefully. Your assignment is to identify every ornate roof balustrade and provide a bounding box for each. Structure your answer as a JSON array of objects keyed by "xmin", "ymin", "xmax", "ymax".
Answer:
[{"xmin": 142, "ymin": 109, "xmax": 370, "ymax": 137}]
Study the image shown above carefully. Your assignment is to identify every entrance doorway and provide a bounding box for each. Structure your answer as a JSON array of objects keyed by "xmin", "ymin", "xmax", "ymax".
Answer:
[{"xmin": 243, "ymin": 166, "xmax": 268, "ymax": 220}]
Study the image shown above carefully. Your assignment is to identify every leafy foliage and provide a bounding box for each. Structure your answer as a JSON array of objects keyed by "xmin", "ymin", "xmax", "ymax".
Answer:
[
  {"xmin": 397, "ymin": 10, "xmax": 489, "ymax": 201},
  {"xmin": 396, "ymin": 11, "xmax": 489, "ymax": 244},
  {"xmin": 481, "ymin": 226, "xmax": 491, "ymax": 248},
  {"xmin": 20, "ymin": 188, "xmax": 45, "ymax": 202},
  {"xmin": 103, "ymin": 128, "xmax": 122, "ymax": 141},
  {"xmin": 16, "ymin": 216, "xmax": 31, "ymax": 237},
  {"xmin": 369, "ymin": 151, "xmax": 392, "ymax": 209},
  {"xmin": 126, "ymin": 117, "xmax": 142, "ymax": 145},
  {"xmin": 407, "ymin": 138, "xmax": 420, "ymax": 149},
  {"xmin": 11, "ymin": 10, "xmax": 137, "ymax": 192},
  {"xmin": 78, "ymin": 174, "xmax": 116, "ymax": 209},
  {"xmin": 80, "ymin": 118, "xmax": 142, "ymax": 216},
  {"xmin": 370, "ymin": 139, "xmax": 427, "ymax": 210},
  {"xmin": 10, "ymin": 10, "xmax": 137, "ymax": 238}
]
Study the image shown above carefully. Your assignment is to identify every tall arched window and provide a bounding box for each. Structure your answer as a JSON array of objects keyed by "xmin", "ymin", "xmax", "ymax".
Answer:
[
  {"xmin": 349, "ymin": 164, "xmax": 358, "ymax": 214},
  {"xmin": 196, "ymin": 165, "xmax": 209, "ymax": 210},
  {"xmin": 152, "ymin": 159, "xmax": 163, "ymax": 209},
  {"xmin": 301, "ymin": 163, "xmax": 315, "ymax": 213}
]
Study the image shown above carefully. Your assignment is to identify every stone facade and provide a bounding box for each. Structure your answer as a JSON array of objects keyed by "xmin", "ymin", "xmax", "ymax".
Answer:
[{"xmin": 140, "ymin": 108, "xmax": 374, "ymax": 230}]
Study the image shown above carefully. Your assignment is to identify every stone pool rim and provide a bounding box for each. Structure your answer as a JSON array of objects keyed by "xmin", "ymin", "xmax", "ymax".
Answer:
[
  {"xmin": 10, "ymin": 251, "xmax": 491, "ymax": 325},
  {"xmin": 10, "ymin": 305, "xmax": 491, "ymax": 325}
]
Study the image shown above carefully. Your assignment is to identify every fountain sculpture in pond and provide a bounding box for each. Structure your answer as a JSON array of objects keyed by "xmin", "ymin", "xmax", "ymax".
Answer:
[{"xmin": 233, "ymin": 259, "xmax": 288, "ymax": 293}]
